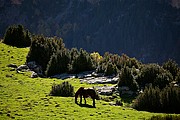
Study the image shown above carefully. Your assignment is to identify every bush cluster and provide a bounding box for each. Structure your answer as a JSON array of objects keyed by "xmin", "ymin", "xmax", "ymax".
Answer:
[
  {"xmin": 136, "ymin": 64, "xmax": 173, "ymax": 89},
  {"xmin": 49, "ymin": 81, "xmax": 74, "ymax": 97},
  {"xmin": 133, "ymin": 85, "xmax": 180, "ymax": 113},
  {"xmin": 3, "ymin": 24, "xmax": 31, "ymax": 47},
  {"xmin": 27, "ymin": 35, "xmax": 95, "ymax": 76},
  {"xmin": 96, "ymin": 53, "xmax": 141, "ymax": 76},
  {"xmin": 26, "ymin": 35, "xmax": 64, "ymax": 72}
]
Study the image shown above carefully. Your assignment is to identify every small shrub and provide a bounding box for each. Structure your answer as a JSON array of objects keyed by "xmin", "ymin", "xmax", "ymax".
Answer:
[
  {"xmin": 3, "ymin": 24, "xmax": 31, "ymax": 47},
  {"xmin": 50, "ymin": 81, "xmax": 74, "ymax": 97}
]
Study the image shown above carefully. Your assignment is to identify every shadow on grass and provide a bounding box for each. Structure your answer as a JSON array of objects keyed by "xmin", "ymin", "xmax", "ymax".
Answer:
[{"xmin": 76, "ymin": 103, "xmax": 95, "ymax": 108}]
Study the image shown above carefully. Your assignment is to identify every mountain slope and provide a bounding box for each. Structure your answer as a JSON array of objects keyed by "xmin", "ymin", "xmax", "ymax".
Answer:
[{"xmin": 0, "ymin": 42, "xmax": 160, "ymax": 120}]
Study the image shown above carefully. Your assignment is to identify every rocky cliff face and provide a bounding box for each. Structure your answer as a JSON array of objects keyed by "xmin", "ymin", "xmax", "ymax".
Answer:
[{"xmin": 0, "ymin": 0, "xmax": 180, "ymax": 63}]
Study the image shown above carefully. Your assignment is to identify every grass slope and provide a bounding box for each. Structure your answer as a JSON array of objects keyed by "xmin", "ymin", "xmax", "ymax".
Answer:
[{"xmin": 0, "ymin": 42, "xmax": 170, "ymax": 120}]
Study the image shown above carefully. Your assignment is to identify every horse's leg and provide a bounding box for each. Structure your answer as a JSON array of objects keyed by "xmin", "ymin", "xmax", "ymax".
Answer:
[
  {"xmin": 75, "ymin": 96, "xmax": 78, "ymax": 104},
  {"xmin": 80, "ymin": 95, "xmax": 82, "ymax": 104},
  {"xmin": 83, "ymin": 96, "xmax": 86, "ymax": 105},
  {"xmin": 75, "ymin": 97, "xmax": 77, "ymax": 103},
  {"xmin": 93, "ymin": 98, "xmax": 96, "ymax": 108}
]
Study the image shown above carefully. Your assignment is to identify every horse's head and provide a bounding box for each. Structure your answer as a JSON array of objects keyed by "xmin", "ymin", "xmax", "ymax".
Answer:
[
  {"xmin": 92, "ymin": 88, "xmax": 100, "ymax": 100},
  {"xmin": 75, "ymin": 87, "xmax": 85, "ymax": 103},
  {"xmin": 95, "ymin": 93, "xmax": 100, "ymax": 100}
]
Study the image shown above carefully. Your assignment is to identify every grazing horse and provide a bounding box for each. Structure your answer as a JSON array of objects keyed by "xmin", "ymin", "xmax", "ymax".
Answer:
[{"xmin": 75, "ymin": 87, "xmax": 99, "ymax": 107}]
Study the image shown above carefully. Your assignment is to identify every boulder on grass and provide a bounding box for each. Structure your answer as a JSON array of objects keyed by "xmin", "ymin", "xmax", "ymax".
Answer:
[
  {"xmin": 16, "ymin": 65, "xmax": 29, "ymax": 71},
  {"xmin": 31, "ymin": 72, "xmax": 38, "ymax": 78}
]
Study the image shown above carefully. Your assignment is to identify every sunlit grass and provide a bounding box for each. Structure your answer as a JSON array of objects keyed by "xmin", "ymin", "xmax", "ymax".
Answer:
[{"xmin": 0, "ymin": 42, "xmax": 174, "ymax": 119}]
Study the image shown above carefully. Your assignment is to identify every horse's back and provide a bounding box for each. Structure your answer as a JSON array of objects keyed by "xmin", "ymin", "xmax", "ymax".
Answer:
[
  {"xmin": 83, "ymin": 88, "xmax": 96, "ymax": 98},
  {"xmin": 75, "ymin": 87, "xmax": 96, "ymax": 98}
]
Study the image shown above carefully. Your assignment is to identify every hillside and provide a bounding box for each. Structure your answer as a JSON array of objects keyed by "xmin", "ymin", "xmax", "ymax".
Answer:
[
  {"xmin": 0, "ymin": 0, "xmax": 180, "ymax": 63},
  {"xmin": 0, "ymin": 42, "xmax": 166, "ymax": 119}
]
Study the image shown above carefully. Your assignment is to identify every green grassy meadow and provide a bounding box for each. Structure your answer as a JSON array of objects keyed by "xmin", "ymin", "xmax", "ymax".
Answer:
[{"xmin": 0, "ymin": 42, "xmax": 176, "ymax": 120}]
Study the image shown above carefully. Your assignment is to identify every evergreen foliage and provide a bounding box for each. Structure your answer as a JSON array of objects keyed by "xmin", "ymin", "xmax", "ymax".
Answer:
[
  {"xmin": 162, "ymin": 59, "xmax": 179, "ymax": 79},
  {"xmin": 175, "ymin": 71, "xmax": 180, "ymax": 83},
  {"xmin": 118, "ymin": 66, "xmax": 139, "ymax": 91},
  {"xmin": 133, "ymin": 85, "xmax": 180, "ymax": 113},
  {"xmin": 26, "ymin": 34, "xmax": 95, "ymax": 76},
  {"xmin": 67, "ymin": 48, "xmax": 79, "ymax": 73},
  {"xmin": 104, "ymin": 61, "xmax": 117, "ymax": 76},
  {"xmin": 45, "ymin": 49, "xmax": 70, "ymax": 77},
  {"xmin": 96, "ymin": 53, "xmax": 140, "ymax": 76},
  {"xmin": 96, "ymin": 62, "xmax": 106, "ymax": 74},
  {"xmin": 70, "ymin": 48, "xmax": 94, "ymax": 73},
  {"xmin": 3, "ymin": 24, "xmax": 31, "ymax": 47},
  {"xmin": 136, "ymin": 64, "xmax": 173, "ymax": 89},
  {"xmin": 50, "ymin": 81, "xmax": 74, "ymax": 97},
  {"xmin": 26, "ymin": 35, "xmax": 64, "ymax": 72}
]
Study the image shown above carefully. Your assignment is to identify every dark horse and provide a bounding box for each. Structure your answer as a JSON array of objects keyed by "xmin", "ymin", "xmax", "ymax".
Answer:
[{"xmin": 75, "ymin": 87, "xmax": 99, "ymax": 108}]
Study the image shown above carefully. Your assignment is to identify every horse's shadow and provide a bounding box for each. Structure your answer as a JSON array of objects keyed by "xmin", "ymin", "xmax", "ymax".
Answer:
[{"xmin": 76, "ymin": 103, "xmax": 95, "ymax": 108}]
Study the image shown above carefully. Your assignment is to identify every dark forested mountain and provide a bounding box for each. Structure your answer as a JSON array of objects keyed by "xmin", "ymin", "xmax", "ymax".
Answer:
[{"xmin": 0, "ymin": 0, "xmax": 180, "ymax": 63}]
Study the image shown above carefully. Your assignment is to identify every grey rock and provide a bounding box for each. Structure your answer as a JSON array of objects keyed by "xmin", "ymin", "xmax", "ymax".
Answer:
[
  {"xmin": 118, "ymin": 86, "xmax": 136, "ymax": 96},
  {"xmin": 80, "ymin": 76, "xmax": 118, "ymax": 84},
  {"xmin": 96, "ymin": 86, "xmax": 115, "ymax": 96},
  {"xmin": 27, "ymin": 61, "xmax": 37, "ymax": 69},
  {"xmin": 51, "ymin": 73, "xmax": 76, "ymax": 80},
  {"xmin": 17, "ymin": 65, "xmax": 29, "ymax": 71},
  {"xmin": 31, "ymin": 72, "xmax": 38, "ymax": 78},
  {"xmin": 27, "ymin": 61, "xmax": 43, "ymax": 77}
]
